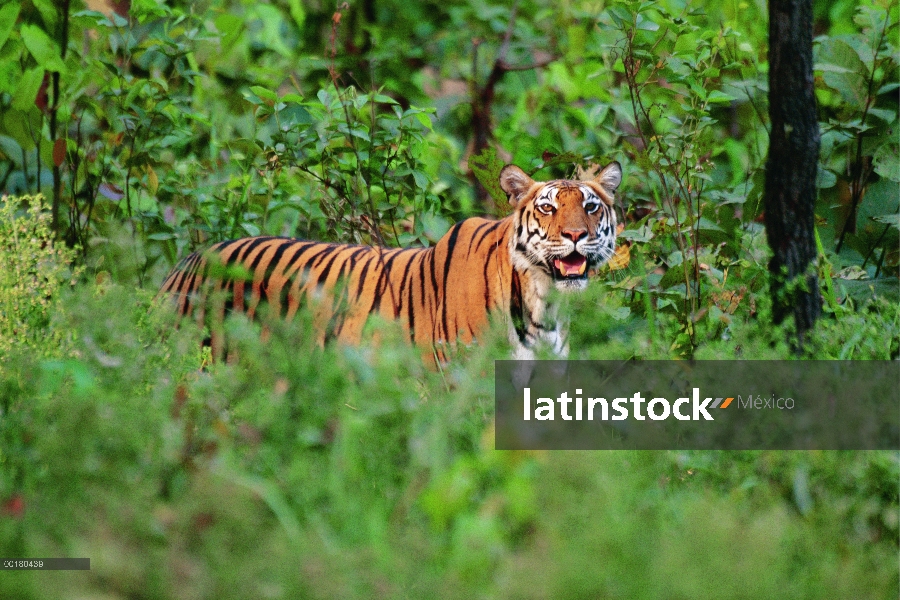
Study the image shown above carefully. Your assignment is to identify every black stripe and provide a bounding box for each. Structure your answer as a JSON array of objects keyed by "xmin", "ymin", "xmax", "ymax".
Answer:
[
  {"xmin": 417, "ymin": 248, "xmax": 429, "ymax": 342},
  {"xmin": 482, "ymin": 254, "xmax": 492, "ymax": 309},
  {"xmin": 395, "ymin": 249, "xmax": 419, "ymax": 309},
  {"xmin": 296, "ymin": 246, "xmax": 338, "ymax": 288},
  {"xmin": 439, "ymin": 223, "xmax": 464, "ymax": 343},
  {"xmin": 404, "ymin": 251, "xmax": 426, "ymax": 343},
  {"xmin": 373, "ymin": 249, "xmax": 405, "ymax": 316},
  {"xmin": 466, "ymin": 221, "xmax": 491, "ymax": 255},
  {"xmin": 247, "ymin": 238, "xmax": 282, "ymax": 278},
  {"xmin": 510, "ymin": 270, "xmax": 526, "ymax": 343},
  {"xmin": 352, "ymin": 251, "xmax": 376, "ymax": 304},
  {"xmin": 230, "ymin": 237, "xmax": 271, "ymax": 267},
  {"xmin": 329, "ymin": 247, "xmax": 369, "ymax": 337},
  {"xmin": 315, "ymin": 247, "xmax": 344, "ymax": 286},
  {"xmin": 473, "ymin": 221, "xmax": 501, "ymax": 254},
  {"xmin": 262, "ymin": 240, "xmax": 291, "ymax": 281},
  {"xmin": 276, "ymin": 242, "xmax": 327, "ymax": 315},
  {"xmin": 427, "ymin": 246, "xmax": 439, "ymax": 340}
]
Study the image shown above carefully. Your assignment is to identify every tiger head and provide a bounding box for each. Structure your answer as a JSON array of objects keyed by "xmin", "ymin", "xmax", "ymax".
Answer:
[{"xmin": 500, "ymin": 162, "xmax": 622, "ymax": 292}]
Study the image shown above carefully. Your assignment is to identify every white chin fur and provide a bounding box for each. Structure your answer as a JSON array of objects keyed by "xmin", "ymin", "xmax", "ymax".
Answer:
[{"xmin": 554, "ymin": 278, "xmax": 588, "ymax": 292}]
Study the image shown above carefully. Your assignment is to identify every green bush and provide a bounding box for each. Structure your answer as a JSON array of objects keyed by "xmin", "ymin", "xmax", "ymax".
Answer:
[{"xmin": 0, "ymin": 195, "xmax": 81, "ymax": 364}]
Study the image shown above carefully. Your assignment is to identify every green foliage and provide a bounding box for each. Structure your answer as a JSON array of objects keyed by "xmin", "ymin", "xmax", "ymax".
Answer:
[
  {"xmin": 815, "ymin": 2, "xmax": 900, "ymax": 284},
  {"xmin": 0, "ymin": 284, "xmax": 897, "ymax": 598},
  {"xmin": 612, "ymin": 2, "xmax": 751, "ymax": 344},
  {"xmin": 246, "ymin": 86, "xmax": 445, "ymax": 246},
  {"xmin": 0, "ymin": 195, "xmax": 81, "ymax": 363}
]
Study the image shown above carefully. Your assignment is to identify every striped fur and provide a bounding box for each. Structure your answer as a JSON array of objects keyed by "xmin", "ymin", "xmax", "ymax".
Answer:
[{"xmin": 158, "ymin": 162, "xmax": 622, "ymax": 361}]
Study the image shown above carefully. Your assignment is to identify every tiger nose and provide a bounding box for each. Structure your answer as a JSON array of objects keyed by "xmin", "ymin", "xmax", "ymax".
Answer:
[{"xmin": 561, "ymin": 228, "xmax": 587, "ymax": 242}]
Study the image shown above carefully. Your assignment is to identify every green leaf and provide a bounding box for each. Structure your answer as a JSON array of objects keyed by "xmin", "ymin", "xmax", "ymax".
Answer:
[
  {"xmin": 815, "ymin": 168, "xmax": 837, "ymax": 189},
  {"xmin": 706, "ymin": 90, "xmax": 734, "ymax": 104},
  {"xmin": 605, "ymin": 5, "xmax": 633, "ymax": 29},
  {"xmin": 20, "ymin": 24, "xmax": 66, "ymax": 73},
  {"xmin": 130, "ymin": 0, "xmax": 170, "ymax": 20},
  {"xmin": 30, "ymin": 0, "xmax": 58, "ymax": 32},
  {"xmin": 250, "ymin": 85, "xmax": 279, "ymax": 103},
  {"xmin": 873, "ymin": 143, "xmax": 900, "ymax": 182},
  {"xmin": 2, "ymin": 108, "xmax": 40, "ymax": 150},
  {"xmin": 279, "ymin": 104, "xmax": 312, "ymax": 129},
  {"xmin": 859, "ymin": 180, "xmax": 899, "ymax": 230},
  {"xmin": 619, "ymin": 224, "xmax": 654, "ymax": 243},
  {"xmin": 838, "ymin": 277, "xmax": 900, "ymax": 304},
  {"xmin": 411, "ymin": 169, "xmax": 429, "ymax": 190},
  {"xmin": 214, "ymin": 13, "xmax": 244, "ymax": 52},
  {"xmin": 373, "ymin": 94, "xmax": 398, "ymax": 105},
  {"xmin": 538, "ymin": 151, "xmax": 583, "ymax": 170},
  {"xmin": 872, "ymin": 213, "xmax": 899, "ymax": 230},
  {"xmin": 468, "ymin": 147, "xmax": 507, "ymax": 205},
  {"xmin": 635, "ymin": 14, "xmax": 659, "ymax": 31},
  {"xmin": 123, "ymin": 79, "xmax": 148, "ymax": 111},
  {"xmin": 414, "ymin": 111, "xmax": 433, "ymax": 130},
  {"xmin": 147, "ymin": 232, "xmax": 177, "ymax": 241},
  {"xmin": 867, "ymin": 107, "xmax": 897, "ymax": 124},
  {"xmin": 246, "ymin": 4, "xmax": 293, "ymax": 58},
  {"xmin": 658, "ymin": 265, "xmax": 687, "ymax": 290},
  {"xmin": 11, "ymin": 67, "xmax": 44, "ymax": 112},
  {"xmin": 0, "ymin": 3, "xmax": 21, "ymax": 51},
  {"xmin": 0, "ymin": 135, "xmax": 23, "ymax": 166},
  {"xmin": 286, "ymin": 0, "xmax": 306, "ymax": 30},
  {"xmin": 815, "ymin": 38, "xmax": 867, "ymax": 109}
]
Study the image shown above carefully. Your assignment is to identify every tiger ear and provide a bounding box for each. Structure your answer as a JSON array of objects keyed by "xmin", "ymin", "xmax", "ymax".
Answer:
[
  {"xmin": 594, "ymin": 161, "xmax": 622, "ymax": 197},
  {"xmin": 499, "ymin": 165, "xmax": 535, "ymax": 205}
]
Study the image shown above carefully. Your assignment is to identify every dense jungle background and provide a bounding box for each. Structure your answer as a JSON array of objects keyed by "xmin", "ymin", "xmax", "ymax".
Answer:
[{"xmin": 0, "ymin": 0, "xmax": 898, "ymax": 597}]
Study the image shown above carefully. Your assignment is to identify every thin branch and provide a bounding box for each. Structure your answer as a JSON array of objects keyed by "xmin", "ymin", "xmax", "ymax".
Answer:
[{"xmin": 50, "ymin": 0, "xmax": 71, "ymax": 236}]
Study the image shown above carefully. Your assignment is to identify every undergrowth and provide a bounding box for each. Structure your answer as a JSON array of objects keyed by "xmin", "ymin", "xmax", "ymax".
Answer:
[{"xmin": 0, "ymin": 224, "xmax": 896, "ymax": 597}]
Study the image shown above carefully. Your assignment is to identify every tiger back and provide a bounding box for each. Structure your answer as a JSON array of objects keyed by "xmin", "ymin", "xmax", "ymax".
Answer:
[{"xmin": 157, "ymin": 162, "xmax": 622, "ymax": 361}]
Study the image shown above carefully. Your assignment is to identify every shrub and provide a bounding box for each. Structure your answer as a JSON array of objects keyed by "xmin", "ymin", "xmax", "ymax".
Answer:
[{"xmin": 0, "ymin": 195, "xmax": 82, "ymax": 364}]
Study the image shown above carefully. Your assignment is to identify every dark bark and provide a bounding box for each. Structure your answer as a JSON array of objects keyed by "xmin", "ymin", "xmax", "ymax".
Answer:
[
  {"xmin": 50, "ymin": 0, "xmax": 71, "ymax": 236},
  {"xmin": 469, "ymin": 39, "xmax": 500, "ymax": 214},
  {"xmin": 764, "ymin": 0, "xmax": 822, "ymax": 344}
]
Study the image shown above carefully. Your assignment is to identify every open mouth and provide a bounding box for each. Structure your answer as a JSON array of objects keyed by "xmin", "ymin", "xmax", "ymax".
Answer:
[{"xmin": 552, "ymin": 252, "xmax": 588, "ymax": 279}]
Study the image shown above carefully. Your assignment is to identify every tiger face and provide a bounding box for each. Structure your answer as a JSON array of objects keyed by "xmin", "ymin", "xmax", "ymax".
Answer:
[{"xmin": 500, "ymin": 162, "xmax": 622, "ymax": 292}]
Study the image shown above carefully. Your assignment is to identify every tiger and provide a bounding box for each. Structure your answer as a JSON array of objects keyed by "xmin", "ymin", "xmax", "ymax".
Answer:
[{"xmin": 157, "ymin": 162, "xmax": 622, "ymax": 363}]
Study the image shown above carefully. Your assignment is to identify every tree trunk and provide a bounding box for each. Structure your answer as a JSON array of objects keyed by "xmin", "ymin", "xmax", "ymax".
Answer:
[{"xmin": 764, "ymin": 0, "xmax": 822, "ymax": 346}]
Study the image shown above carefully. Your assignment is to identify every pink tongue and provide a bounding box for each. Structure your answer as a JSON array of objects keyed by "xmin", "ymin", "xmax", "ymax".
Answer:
[{"xmin": 554, "ymin": 254, "xmax": 587, "ymax": 277}]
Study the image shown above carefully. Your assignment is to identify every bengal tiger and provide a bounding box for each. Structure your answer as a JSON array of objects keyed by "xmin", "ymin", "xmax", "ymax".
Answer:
[{"xmin": 157, "ymin": 162, "xmax": 622, "ymax": 362}]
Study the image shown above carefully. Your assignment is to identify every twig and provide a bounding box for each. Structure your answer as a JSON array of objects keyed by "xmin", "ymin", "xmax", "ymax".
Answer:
[{"xmin": 50, "ymin": 0, "xmax": 71, "ymax": 236}]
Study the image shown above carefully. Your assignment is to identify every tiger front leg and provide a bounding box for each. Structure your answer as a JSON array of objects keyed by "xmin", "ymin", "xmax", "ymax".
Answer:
[{"xmin": 507, "ymin": 304, "xmax": 569, "ymax": 389}]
